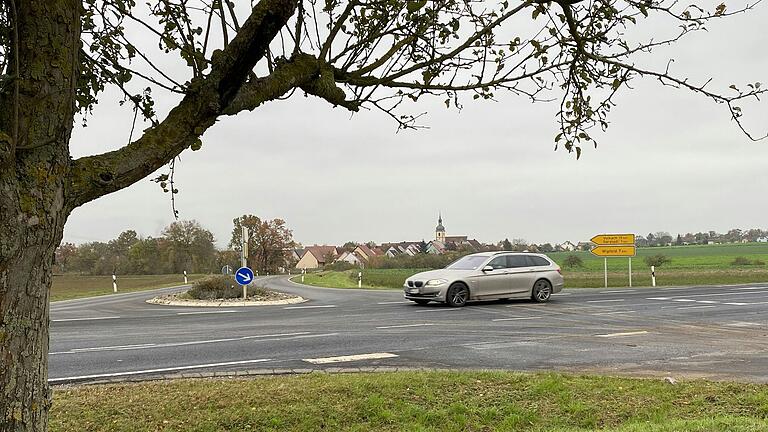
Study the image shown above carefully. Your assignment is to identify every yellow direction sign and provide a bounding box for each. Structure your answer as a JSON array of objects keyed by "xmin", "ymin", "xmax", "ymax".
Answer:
[
  {"xmin": 590, "ymin": 245, "xmax": 636, "ymax": 257},
  {"xmin": 591, "ymin": 234, "xmax": 635, "ymax": 246}
]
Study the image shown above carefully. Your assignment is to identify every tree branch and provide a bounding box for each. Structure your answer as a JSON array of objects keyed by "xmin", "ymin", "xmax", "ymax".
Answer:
[{"xmin": 66, "ymin": 0, "xmax": 299, "ymax": 208}]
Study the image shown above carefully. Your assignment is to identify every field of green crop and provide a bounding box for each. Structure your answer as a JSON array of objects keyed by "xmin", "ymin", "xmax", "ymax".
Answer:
[
  {"xmin": 296, "ymin": 243, "xmax": 768, "ymax": 289},
  {"xmin": 51, "ymin": 274, "xmax": 205, "ymax": 301}
]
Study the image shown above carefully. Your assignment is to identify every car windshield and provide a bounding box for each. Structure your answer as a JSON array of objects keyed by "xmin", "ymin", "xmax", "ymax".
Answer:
[{"xmin": 446, "ymin": 255, "xmax": 489, "ymax": 270}]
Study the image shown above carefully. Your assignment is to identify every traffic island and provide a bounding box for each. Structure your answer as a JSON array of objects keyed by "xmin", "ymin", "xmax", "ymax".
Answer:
[{"xmin": 146, "ymin": 274, "xmax": 306, "ymax": 307}]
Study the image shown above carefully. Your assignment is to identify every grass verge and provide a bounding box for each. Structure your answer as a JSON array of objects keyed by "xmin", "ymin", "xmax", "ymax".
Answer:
[
  {"xmin": 50, "ymin": 371, "xmax": 768, "ymax": 431},
  {"xmin": 51, "ymin": 274, "xmax": 206, "ymax": 302}
]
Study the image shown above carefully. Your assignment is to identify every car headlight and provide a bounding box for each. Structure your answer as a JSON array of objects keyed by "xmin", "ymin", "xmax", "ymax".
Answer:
[{"xmin": 425, "ymin": 279, "xmax": 448, "ymax": 287}]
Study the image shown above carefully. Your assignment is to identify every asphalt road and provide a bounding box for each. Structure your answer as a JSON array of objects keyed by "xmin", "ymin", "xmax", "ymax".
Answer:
[{"xmin": 49, "ymin": 277, "xmax": 768, "ymax": 384}]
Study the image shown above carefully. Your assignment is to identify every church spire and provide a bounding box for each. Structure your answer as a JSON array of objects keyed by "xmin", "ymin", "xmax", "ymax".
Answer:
[{"xmin": 435, "ymin": 212, "xmax": 446, "ymax": 242}]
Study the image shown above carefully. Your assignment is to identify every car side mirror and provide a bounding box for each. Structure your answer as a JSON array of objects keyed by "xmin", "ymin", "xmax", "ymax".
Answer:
[{"xmin": 482, "ymin": 266, "xmax": 494, "ymax": 272}]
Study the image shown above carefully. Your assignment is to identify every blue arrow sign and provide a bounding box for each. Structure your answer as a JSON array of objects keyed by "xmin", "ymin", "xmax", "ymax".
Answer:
[{"xmin": 235, "ymin": 267, "xmax": 254, "ymax": 285}]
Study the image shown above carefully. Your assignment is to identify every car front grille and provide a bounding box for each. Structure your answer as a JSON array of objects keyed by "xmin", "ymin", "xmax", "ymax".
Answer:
[
  {"xmin": 407, "ymin": 281, "xmax": 414, "ymax": 287},
  {"xmin": 414, "ymin": 281, "xmax": 424, "ymax": 288}
]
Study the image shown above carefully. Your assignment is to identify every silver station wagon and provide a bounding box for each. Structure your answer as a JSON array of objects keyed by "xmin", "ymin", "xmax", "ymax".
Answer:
[{"xmin": 404, "ymin": 252, "xmax": 564, "ymax": 307}]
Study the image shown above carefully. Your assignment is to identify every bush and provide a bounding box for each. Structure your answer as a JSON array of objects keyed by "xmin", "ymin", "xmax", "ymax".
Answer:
[
  {"xmin": 731, "ymin": 256, "xmax": 764, "ymax": 266},
  {"xmin": 562, "ymin": 255, "xmax": 584, "ymax": 269},
  {"xmin": 644, "ymin": 254, "xmax": 671, "ymax": 267},
  {"xmin": 187, "ymin": 275, "xmax": 242, "ymax": 299}
]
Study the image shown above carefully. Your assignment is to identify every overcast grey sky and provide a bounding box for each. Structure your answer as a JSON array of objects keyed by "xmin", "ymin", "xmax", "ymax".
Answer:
[{"xmin": 64, "ymin": 3, "xmax": 768, "ymax": 248}]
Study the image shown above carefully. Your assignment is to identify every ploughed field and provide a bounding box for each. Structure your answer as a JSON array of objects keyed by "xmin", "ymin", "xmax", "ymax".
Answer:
[{"xmin": 299, "ymin": 243, "xmax": 768, "ymax": 289}]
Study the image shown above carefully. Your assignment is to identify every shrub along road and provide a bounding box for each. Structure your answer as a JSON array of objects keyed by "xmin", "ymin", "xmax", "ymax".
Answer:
[{"xmin": 48, "ymin": 276, "xmax": 768, "ymax": 385}]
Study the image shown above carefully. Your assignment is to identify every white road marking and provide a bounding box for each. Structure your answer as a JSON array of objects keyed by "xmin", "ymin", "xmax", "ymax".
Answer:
[
  {"xmin": 553, "ymin": 292, "xmax": 572, "ymax": 295},
  {"xmin": 52, "ymin": 316, "xmax": 120, "ymax": 322},
  {"xmin": 376, "ymin": 323, "xmax": 435, "ymax": 329},
  {"xmin": 697, "ymin": 300, "xmax": 719, "ymax": 304},
  {"xmin": 377, "ymin": 301, "xmax": 411, "ymax": 305},
  {"xmin": 724, "ymin": 302, "xmax": 749, "ymax": 306},
  {"xmin": 283, "ymin": 305, "xmax": 337, "ymax": 310},
  {"xmin": 591, "ymin": 310, "xmax": 635, "ymax": 316},
  {"xmin": 665, "ymin": 290, "xmax": 768, "ymax": 299},
  {"xmin": 303, "ymin": 352, "xmax": 398, "ymax": 365},
  {"xmin": 672, "ymin": 299, "xmax": 697, "ymax": 302},
  {"xmin": 728, "ymin": 322, "xmax": 762, "ymax": 327},
  {"xmin": 602, "ymin": 290, "xmax": 636, "ymax": 294},
  {"xmin": 49, "ymin": 332, "xmax": 318, "ymax": 355},
  {"xmin": 415, "ymin": 308, "xmax": 461, "ymax": 313},
  {"xmin": 676, "ymin": 305, "xmax": 717, "ymax": 310},
  {"xmin": 176, "ymin": 310, "xmax": 238, "ymax": 315},
  {"xmin": 587, "ymin": 299, "xmax": 625, "ymax": 303},
  {"xmin": 647, "ymin": 297, "xmax": 671, "ymax": 301},
  {"xmin": 731, "ymin": 286, "xmax": 768, "ymax": 291},
  {"xmin": 492, "ymin": 316, "xmax": 543, "ymax": 322},
  {"xmin": 48, "ymin": 359, "xmax": 273, "ymax": 383},
  {"xmin": 595, "ymin": 330, "xmax": 648, "ymax": 338}
]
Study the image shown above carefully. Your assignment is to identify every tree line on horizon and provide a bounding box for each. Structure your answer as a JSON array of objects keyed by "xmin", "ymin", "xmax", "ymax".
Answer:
[{"xmin": 55, "ymin": 216, "xmax": 297, "ymax": 276}]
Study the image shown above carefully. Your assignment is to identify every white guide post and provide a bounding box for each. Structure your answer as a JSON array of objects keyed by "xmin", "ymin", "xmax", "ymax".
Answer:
[
  {"xmin": 651, "ymin": 265, "xmax": 656, "ymax": 287},
  {"xmin": 112, "ymin": 274, "xmax": 117, "ymax": 293},
  {"xmin": 183, "ymin": 270, "xmax": 188, "ymax": 284},
  {"xmin": 358, "ymin": 272, "xmax": 362, "ymax": 288}
]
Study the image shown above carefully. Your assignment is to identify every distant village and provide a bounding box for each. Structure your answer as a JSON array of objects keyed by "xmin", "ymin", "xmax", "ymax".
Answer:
[{"xmin": 292, "ymin": 216, "xmax": 768, "ymax": 270}]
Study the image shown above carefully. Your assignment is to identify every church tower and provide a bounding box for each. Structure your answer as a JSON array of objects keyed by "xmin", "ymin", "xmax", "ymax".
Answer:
[{"xmin": 435, "ymin": 213, "xmax": 446, "ymax": 242}]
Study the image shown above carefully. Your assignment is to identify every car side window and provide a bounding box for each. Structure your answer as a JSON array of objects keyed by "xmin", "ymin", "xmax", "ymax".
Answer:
[
  {"xmin": 526, "ymin": 256, "xmax": 550, "ymax": 266},
  {"xmin": 487, "ymin": 256, "xmax": 508, "ymax": 270},
  {"xmin": 506, "ymin": 255, "xmax": 529, "ymax": 268}
]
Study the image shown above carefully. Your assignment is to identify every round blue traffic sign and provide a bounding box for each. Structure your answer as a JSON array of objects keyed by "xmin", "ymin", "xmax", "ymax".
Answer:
[{"xmin": 235, "ymin": 267, "xmax": 254, "ymax": 285}]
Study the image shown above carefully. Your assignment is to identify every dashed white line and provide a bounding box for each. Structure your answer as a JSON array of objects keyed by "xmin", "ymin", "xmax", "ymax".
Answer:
[
  {"xmin": 602, "ymin": 290, "xmax": 635, "ymax": 294},
  {"xmin": 303, "ymin": 352, "xmax": 398, "ymax": 365},
  {"xmin": 676, "ymin": 305, "xmax": 717, "ymax": 310},
  {"xmin": 595, "ymin": 330, "xmax": 648, "ymax": 338},
  {"xmin": 587, "ymin": 299, "xmax": 625, "ymax": 303},
  {"xmin": 283, "ymin": 305, "xmax": 337, "ymax": 310},
  {"xmin": 376, "ymin": 323, "xmax": 435, "ymax": 329},
  {"xmin": 377, "ymin": 301, "xmax": 411, "ymax": 305},
  {"xmin": 492, "ymin": 316, "xmax": 543, "ymax": 322},
  {"xmin": 176, "ymin": 310, "xmax": 238, "ymax": 315},
  {"xmin": 52, "ymin": 316, "xmax": 120, "ymax": 322},
  {"xmin": 48, "ymin": 359, "xmax": 273, "ymax": 383},
  {"xmin": 724, "ymin": 302, "xmax": 749, "ymax": 306}
]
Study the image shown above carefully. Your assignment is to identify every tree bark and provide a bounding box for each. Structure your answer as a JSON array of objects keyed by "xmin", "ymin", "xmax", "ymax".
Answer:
[{"xmin": 0, "ymin": 0, "xmax": 79, "ymax": 430}]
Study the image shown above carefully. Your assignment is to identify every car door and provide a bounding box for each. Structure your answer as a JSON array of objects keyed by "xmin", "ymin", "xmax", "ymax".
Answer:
[
  {"xmin": 474, "ymin": 256, "xmax": 511, "ymax": 298},
  {"xmin": 505, "ymin": 255, "xmax": 537, "ymax": 295}
]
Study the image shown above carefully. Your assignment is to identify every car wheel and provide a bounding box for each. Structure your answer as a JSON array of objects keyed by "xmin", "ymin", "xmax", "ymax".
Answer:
[
  {"xmin": 446, "ymin": 283, "xmax": 469, "ymax": 307},
  {"xmin": 531, "ymin": 279, "xmax": 552, "ymax": 303},
  {"xmin": 413, "ymin": 299, "xmax": 430, "ymax": 305}
]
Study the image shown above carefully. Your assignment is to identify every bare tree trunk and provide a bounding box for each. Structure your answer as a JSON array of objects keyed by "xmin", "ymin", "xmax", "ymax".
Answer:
[
  {"xmin": 0, "ymin": 1, "xmax": 79, "ymax": 429},
  {"xmin": 0, "ymin": 210, "xmax": 66, "ymax": 431}
]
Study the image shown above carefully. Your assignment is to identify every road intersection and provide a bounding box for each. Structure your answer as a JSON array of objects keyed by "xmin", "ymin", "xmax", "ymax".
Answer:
[{"xmin": 49, "ymin": 277, "xmax": 768, "ymax": 384}]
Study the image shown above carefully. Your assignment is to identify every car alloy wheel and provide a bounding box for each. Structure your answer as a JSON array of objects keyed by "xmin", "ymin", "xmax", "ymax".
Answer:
[
  {"xmin": 532, "ymin": 279, "xmax": 552, "ymax": 303},
  {"xmin": 446, "ymin": 283, "xmax": 468, "ymax": 307}
]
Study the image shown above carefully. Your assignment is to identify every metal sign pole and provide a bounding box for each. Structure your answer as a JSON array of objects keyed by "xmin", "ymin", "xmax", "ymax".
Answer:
[
  {"xmin": 604, "ymin": 258, "xmax": 608, "ymax": 288},
  {"xmin": 241, "ymin": 226, "xmax": 249, "ymax": 299},
  {"xmin": 628, "ymin": 258, "xmax": 632, "ymax": 288}
]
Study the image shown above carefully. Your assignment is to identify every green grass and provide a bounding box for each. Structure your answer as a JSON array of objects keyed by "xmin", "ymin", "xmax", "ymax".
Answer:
[
  {"xmin": 51, "ymin": 274, "xmax": 206, "ymax": 301},
  {"xmin": 296, "ymin": 244, "xmax": 768, "ymax": 290},
  {"xmin": 50, "ymin": 371, "xmax": 768, "ymax": 431}
]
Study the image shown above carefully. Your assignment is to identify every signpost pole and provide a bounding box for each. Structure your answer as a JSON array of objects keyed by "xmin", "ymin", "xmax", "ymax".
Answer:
[
  {"xmin": 241, "ymin": 226, "xmax": 249, "ymax": 299},
  {"xmin": 628, "ymin": 258, "xmax": 632, "ymax": 288},
  {"xmin": 604, "ymin": 258, "xmax": 608, "ymax": 288}
]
